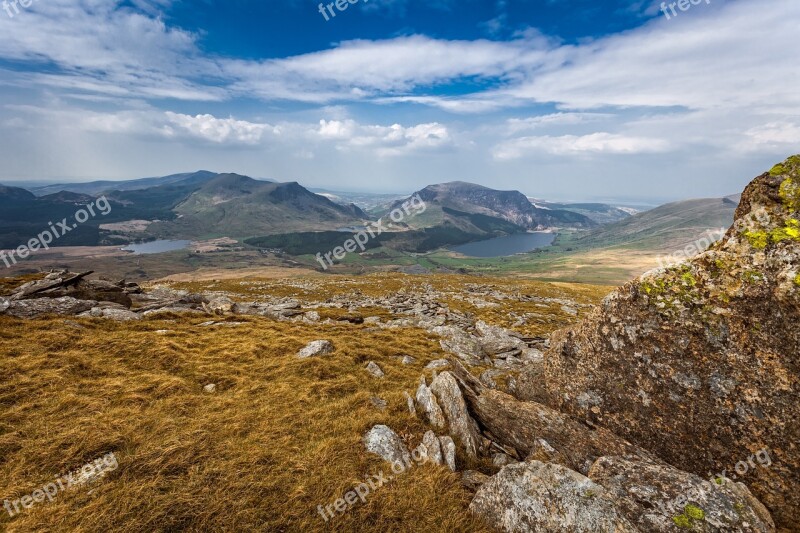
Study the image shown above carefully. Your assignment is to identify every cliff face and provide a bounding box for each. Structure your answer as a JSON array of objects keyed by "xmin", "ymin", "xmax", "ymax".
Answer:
[{"xmin": 518, "ymin": 155, "xmax": 800, "ymax": 529}]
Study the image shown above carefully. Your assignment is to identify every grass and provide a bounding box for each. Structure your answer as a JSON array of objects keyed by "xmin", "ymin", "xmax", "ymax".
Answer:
[
  {"xmin": 0, "ymin": 312, "xmax": 491, "ymax": 532},
  {"xmin": 0, "ymin": 272, "xmax": 612, "ymax": 532}
]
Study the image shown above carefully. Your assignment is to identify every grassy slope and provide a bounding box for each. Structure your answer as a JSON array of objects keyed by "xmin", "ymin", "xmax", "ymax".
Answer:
[{"xmin": 0, "ymin": 274, "xmax": 608, "ymax": 532}]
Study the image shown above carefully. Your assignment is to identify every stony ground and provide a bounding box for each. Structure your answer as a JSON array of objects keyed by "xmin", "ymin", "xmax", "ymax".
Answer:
[{"xmin": 0, "ymin": 272, "xmax": 606, "ymax": 532}]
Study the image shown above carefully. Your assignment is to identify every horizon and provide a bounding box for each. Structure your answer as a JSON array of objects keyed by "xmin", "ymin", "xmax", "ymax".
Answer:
[
  {"xmin": 0, "ymin": 0, "xmax": 797, "ymax": 202},
  {"xmin": 0, "ymin": 170, "xmax": 741, "ymax": 206}
]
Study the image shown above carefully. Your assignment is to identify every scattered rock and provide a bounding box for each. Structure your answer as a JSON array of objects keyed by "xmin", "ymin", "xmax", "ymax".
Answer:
[
  {"xmin": 439, "ymin": 436, "xmax": 456, "ymax": 472},
  {"xmin": 204, "ymin": 296, "xmax": 235, "ymax": 315},
  {"xmin": 418, "ymin": 430, "xmax": 443, "ymax": 465},
  {"xmin": 424, "ymin": 359, "xmax": 449, "ymax": 370},
  {"xmin": 430, "ymin": 371, "xmax": 481, "ymax": 458},
  {"xmin": 363, "ymin": 425, "xmax": 411, "ymax": 465},
  {"xmin": 475, "ymin": 320, "xmax": 527, "ymax": 355},
  {"xmin": 401, "ymin": 355, "xmax": 416, "ymax": 365},
  {"xmin": 366, "ymin": 361, "xmax": 385, "ymax": 378},
  {"xmin": 415, "ymin": 378, "xmax": 446, "ymax": 429},
  {"xmin": 2, "ymin": 297, "xmax": 96, "ymax": 318},
  {"xmin": 403, "ymin": 391, "xmax": 416, "ymax": 415},
  {"xmin": 370, "ymin": 396, "xmax": 388, "ymax": 410},
  {"xmin": 203, "ymin": 384, "xmax": 217, "ymax": 394},
  {"xmin": 297, "ymin": 340, "xmax": 334, "ymax": 358}
]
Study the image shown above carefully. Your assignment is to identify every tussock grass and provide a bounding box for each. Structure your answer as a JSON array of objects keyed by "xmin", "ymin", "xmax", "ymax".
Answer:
[
  {"xmin": 0, "ymin": 273, "xmax": 610, "ymax": 531},
  {"xmin": 0, "ymin": 314, "xmax": 491, "ymax": 532}
]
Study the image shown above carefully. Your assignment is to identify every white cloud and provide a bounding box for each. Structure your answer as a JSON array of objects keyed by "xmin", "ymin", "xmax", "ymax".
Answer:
[
  {"xmin": 314, "ymin": 119, "xmax": 452, "ymax": 156},
  {"xmin": 492, "ymin": 132, "xmax": 671, "ymax": 159},
  {"xmin": 164, "ymin": 113, "xmax": 275, "ymax": 145}
]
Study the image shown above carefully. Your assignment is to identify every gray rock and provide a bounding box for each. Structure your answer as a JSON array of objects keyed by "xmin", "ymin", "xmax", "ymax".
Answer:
[
  {"xmin": 0, "ymin": 297, "xmax": 10, "ymax": 313},
  {"xmin": 470, "ymin": 461, "xmax": 639, "ymax": 533},
  {"xmin": 403, "ymin": 391, "xmax": 416, "ymax": 415},
  {"xmin": 462, "ymin": 470, "xmax": 490, "ymax": 491},
  {"xmin": 492, "ymin": 453, "xmax": 516, "ymax": 467},
  {"xmin": 304, "ymin": 311, "xmax": 320, "ymax": 322},
  {"xmin": 424, "ymin": 359, "xmax": 449, "ymax": 370},
  {"xmin": 588, "ymin": 455, "xmax": 775, "ymax": 532},
  {"xmin": 432, "ymin": 326, "xmax": 486, "ymax": 365},
  {"xmin": 363, "ymin": 425, "xmax": 411, "ymax": 466},
  {"xmin": 417, "ymin": 430, "xmax": 443, "ymax": 466},
  {"xmin": 94, "ymin": 308, "xmax": 141, "ymax": 321},
  {"xmin": 205, "ymin": 296, "xmax": 235, "ymax": 315},
  {"xmin": 439, "ymin": 436, "xmax": 457, "ymax": 472},
  {"xmin": 370, "ymin": 396, "xmax": 388, "ymax": 410},
  {"xmin": 475, "ymin": 320, "xmax": 527, "ymax": 355},
  {"xmin": 297, "ymin": 340, "xmax": 334, "ymax": 358},
  {"xmin": 366, "ymin": 361, "xmax": 385, "ymax": 378},
  {"xmin": 203, "ymin": 384, "xmax": 217, "ymax": 394},
  {"xmin": 416, "ymin": 378, "xmax": 446, "ymax": 429},
  {"xmin": 2, "ymin": 297, "xmax": 96, "ymax": 318},
  {"xmin": 401, "ymin": 355, "xmax": 416, "ymax": 365},
  {"xmin": 430, "ymin": 371, "xmax": 481, "ymax": 458}
]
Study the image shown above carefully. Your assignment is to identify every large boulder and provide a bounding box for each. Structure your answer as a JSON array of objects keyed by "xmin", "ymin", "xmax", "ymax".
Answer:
[
  {"xmin": 516, "ymin": 156, "xmax": 800, "ymax": 529},
  {"xmin": 469, "ymin": 461, "xmax": 639, "ymax": 533},
  {"xmin": 589, "ymin": 455, "xmax": 774, "ymax": 532}
]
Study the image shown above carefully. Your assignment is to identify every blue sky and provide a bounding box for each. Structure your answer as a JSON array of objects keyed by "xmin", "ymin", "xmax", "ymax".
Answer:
[{"xmin": 0, "ymin": 0, "xmax": 797, "ymax": 202}]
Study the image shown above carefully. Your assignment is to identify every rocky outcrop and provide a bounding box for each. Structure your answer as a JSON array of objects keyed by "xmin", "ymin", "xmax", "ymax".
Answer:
[
  {"xmin": 516, "ymin": 156, "xmax": 800, "ymax": 529},
  {"xmin": 589, "ymin": 455, "xmax": 775, "ymax": 532},
  {"xmin": 430, "ymin": 371, "xmax": 481, "ymax": 459},
  {"xmin": 415, "ymin": 378, "xmax": 446, "ymax": 429},
  {"xmin": 469, "ymin": 461, "xmax": 639, "ymax": 533}
]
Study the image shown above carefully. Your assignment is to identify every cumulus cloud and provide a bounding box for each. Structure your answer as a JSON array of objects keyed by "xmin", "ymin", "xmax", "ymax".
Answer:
[
  {"xmin": 314, "ymin": 120, "xmax": 452, "ymax": 156},
  {"xmin": 165, "ymin": 113, "xmax": 276, "ymax": 145},
  {"xmin": 492, "ymin": 132, "xmax": 671, "ymax": 160}
]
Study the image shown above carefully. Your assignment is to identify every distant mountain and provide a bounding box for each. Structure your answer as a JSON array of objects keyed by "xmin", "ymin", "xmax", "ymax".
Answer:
[
  {"xmin": 0, "ymin": 172, "xmax": 368, "ymax": 247},
  {"xmin": 148, "ymin": 174, "xmax": 369, "ymax": 239},
  {"xmin": 394, "ymin": 182, "xmax": 595, "ymax": 234},
  {"xmin": 28, "ymin": 171, "xmax": 226, "ymax": 197},
  {"xmin": 530, "ymin": 200, "xmax": 634, "ymax": 225},
  {"xmin": 569, "ymin": 197, "xmax": 737, "ymax": 252},
  {"xmin": 0, "ymin": 185, "xmax": 36, "ymax": 205}
]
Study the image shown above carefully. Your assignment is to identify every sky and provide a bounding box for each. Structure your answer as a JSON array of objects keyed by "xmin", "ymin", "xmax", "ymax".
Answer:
[{"xmin": 0, "ymin": 0, "xmax": 797, "ymax": 202}]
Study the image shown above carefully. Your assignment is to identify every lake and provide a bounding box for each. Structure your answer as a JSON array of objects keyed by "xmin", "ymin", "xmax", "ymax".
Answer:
[
  {"xmin": 122, "ymin": 240, "xmax": 191, "ymax": 255},
  {"xmin": 450, "ymin": 232, "xmax": 556, "ymax": 258}
]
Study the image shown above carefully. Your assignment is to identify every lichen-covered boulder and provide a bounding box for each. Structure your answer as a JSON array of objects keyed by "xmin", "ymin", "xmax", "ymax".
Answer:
[
  {"xmin": 469, "ymin": 461, "xmax": 639, "ymax": 532},
  {"xmin": 589, "ymin": 455, "xmax": 774, "ymax": 532},
  {"xmin": 517, "ymin": 156, "xmax": 800, "ymax": 529}
]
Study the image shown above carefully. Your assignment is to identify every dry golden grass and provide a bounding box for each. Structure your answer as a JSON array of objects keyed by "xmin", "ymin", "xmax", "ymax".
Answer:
[
  {"xmin": 0, "ymin": 273, "xmax": 611, "ymax": 532},
  {"xmin": 0, "ymin": 314, "xmax": 491, "ymax": 532}
]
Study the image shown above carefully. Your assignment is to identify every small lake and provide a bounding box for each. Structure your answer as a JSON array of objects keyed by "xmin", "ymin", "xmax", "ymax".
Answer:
[
  {"xmin": 122, "ymin": 240, "xmax": 191, "ymax": 255},
  {"xmin": 450, "ymin": 232, "xmax": 556, "ymax": 258}
]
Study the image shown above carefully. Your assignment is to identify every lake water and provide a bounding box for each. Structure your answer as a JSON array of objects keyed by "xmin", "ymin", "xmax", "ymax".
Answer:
[
  {"xmin": 122, "ymin": 240, "xmax": 191, "ymax": 255},
  {"xmin": 450, "ymin": 232, "xmax": 556, "ymax": 258}
]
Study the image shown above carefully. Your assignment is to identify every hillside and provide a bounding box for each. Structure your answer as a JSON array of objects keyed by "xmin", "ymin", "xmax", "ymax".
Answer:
[
  {"xmin": 567, "ymin": 196, "xmax": 737, "ymax": 252},
  {"xmin": 150, "ymin": 174, "xmax": 369, "ymax": 239},
  {"xmin": 28, "ymin": 171, "xmax": 222, "ymax": 197},
  {"xmin": 395, "ymin": 182, "xmax": 595, "ymax": 233}
]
